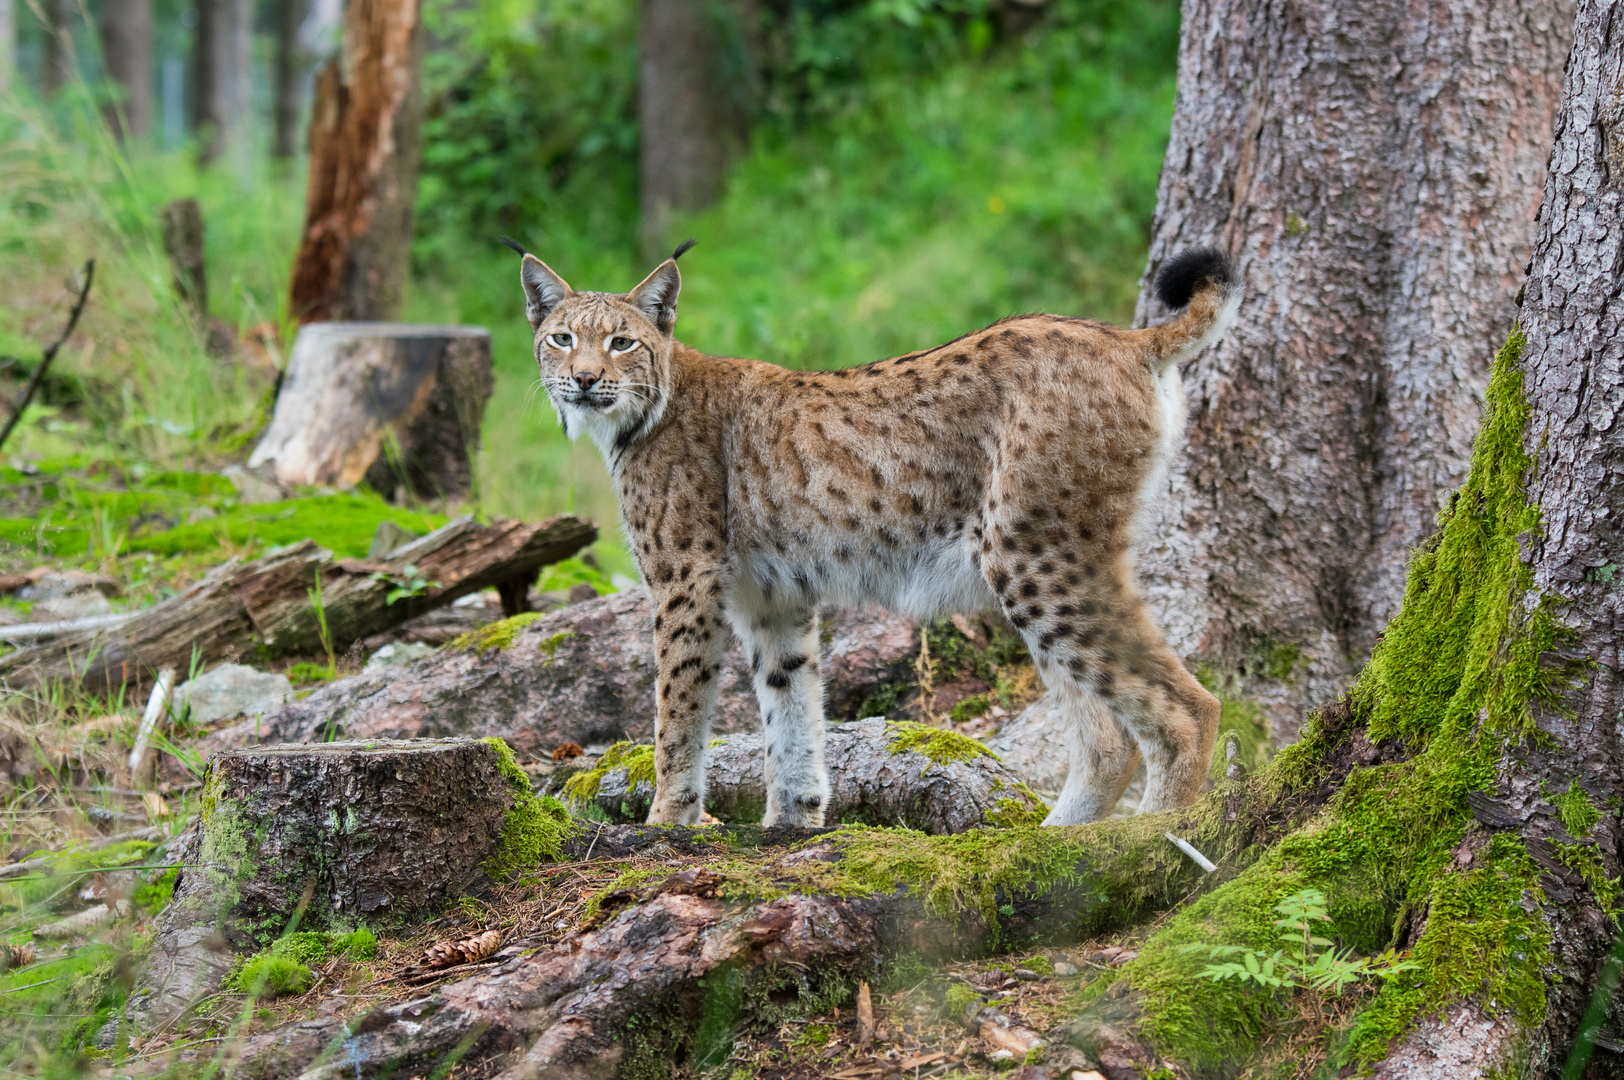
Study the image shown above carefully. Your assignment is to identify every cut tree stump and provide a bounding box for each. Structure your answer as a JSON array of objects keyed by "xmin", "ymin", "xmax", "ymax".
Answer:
[
  {"xmin": 562, "ymin": 717, "xmax": 1047, "ymax": 832},
  {"xmin": 0, "ymin": 514, "xmax": 595, "ymax": 692},
  {"xmin": 205, "ymin": 592, "xmax": 921, "ymax": 762},
  {"xmin": 248, "ymin": 322, "xmax": 493, "ymax": 499},
  {"xmin": 129, "ymin": 738, "xmax": 522, "ymax": 1031}
]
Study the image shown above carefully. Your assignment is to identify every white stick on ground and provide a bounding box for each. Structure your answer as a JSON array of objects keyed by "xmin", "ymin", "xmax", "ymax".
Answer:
[
  {"xmin": 128, "ymin": 669, "xmax": 176, "ymax": 789},
  {"xmin": 1165, "ymin": 832, "xmax": 1217, "ymax": 873}
]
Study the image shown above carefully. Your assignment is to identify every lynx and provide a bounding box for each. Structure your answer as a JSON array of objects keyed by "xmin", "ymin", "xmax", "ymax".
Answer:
[{"xmin": 506, "ymin": 237, "xmax": 1239, "ymax": 826}]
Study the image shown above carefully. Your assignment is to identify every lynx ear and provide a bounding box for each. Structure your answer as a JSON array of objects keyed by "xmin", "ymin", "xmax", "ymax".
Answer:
[
  {"xmin": 626, "ymin": 259, "xmax": 681, "ymax": 336},
  {"xmin": 521, "ymin": 254, "xmax": 572, "ymax": 330}
]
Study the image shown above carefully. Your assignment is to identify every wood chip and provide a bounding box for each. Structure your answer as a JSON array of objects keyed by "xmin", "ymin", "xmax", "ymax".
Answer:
[
  {"xmin": 856, "ymin": 980, "xmax": 875, "ymax": 1049},
  {"xmin": 898, "ymin": 1051, "xmax": 949, "ymax": 1069}
]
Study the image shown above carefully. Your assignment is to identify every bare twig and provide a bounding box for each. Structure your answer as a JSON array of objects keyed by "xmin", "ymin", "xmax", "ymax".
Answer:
[{"xmin": 0, "ymin": 259, "xmax": 95, "ymax": 454}]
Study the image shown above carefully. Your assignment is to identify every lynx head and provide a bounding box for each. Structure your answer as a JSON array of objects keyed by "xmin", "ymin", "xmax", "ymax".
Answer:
[{"xmin": 509, "ymin": 238, "xmax": 696, "ymax": 457}]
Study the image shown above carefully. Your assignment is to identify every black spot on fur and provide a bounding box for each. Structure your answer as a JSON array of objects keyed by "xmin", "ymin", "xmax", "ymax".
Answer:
[
  {"xmin": 766, "ymin": 670, "xmax": 791, "ymax": 689},
  {"xmin": 1154, "ymin": 247, "xmax": 1237, "ymax": 309}
]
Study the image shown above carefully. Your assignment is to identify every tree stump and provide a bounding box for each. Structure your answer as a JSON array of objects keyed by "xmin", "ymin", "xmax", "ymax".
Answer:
[
  {"xmin": 248, "ymin": 322, "xmax": 493, "ymax": 498},
  {"xmin": 131, "ymin": 738, "xmax": 529, "ymax": 1030}
]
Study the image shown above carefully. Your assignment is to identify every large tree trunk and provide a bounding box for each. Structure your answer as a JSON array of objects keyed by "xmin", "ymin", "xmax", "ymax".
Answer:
[
  {"xmin": 271, "ymin": 0, "xmax": 308, "ymax": 159},
  {"xmin": 190, "ymin": 0, "xmax": 251, "ymax": 164},
  {"xmin": 637, "ymin": 0, "xmax": 757, "ymax": 257},
  {"xmin": 1406, "ymin": 2, "xmax": 1624, "ymax": 1071},
  {"xmin": 1135, "ymin": 0, "xmax": 1573, "ymax": 740},
  {"xmin": 99, "ymin": 0, "xmax": 151, "ymax": 138},
  {"xmin": 287, "ymin": 0, "xmax": 423, "ymax": 324}
]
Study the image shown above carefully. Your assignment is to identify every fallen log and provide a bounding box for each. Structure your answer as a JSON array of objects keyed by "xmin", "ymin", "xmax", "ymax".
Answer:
[
  {"xmin": 205, "ymin": 592, "xmax": 920, "ymax": 761},
  {"xmin": 249, "ymin": 323, "xmax": 493, "ymax": 499},
  {"xmin": 558, "ymin": 717, "xmax": 1048, "ymax": 833},
  {"xmin": 0, "ymin": 514, "xmax": 595, "ymax": 692},
  {"xmin": 129, "ymin": 738, "xmax": 541, "ymax": 1032}
]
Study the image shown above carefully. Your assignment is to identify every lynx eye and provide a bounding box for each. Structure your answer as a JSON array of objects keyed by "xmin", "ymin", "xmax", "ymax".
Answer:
[
  {"xmin": 547, "ymin": 332, "xmax": 575, "ymax": 349},
  {"xmin": 610, "ymin": 336, "xmax": 636, "ymax": 353}
]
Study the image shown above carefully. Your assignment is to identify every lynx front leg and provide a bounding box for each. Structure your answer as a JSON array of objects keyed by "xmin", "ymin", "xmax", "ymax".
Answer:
[
  {"xmin": 646, "ymin": 570, "xmax": 729, "ymax": 825},
  {"xmin": 736, "ymin": 607, "xmax": 829, "ymax": 827}
]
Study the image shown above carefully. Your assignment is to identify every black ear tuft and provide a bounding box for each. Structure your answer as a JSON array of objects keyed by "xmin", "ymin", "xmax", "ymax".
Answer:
[
  {"xmin": 1154, "ymin": 247, "xmax": 1237, "ymax": 309},
  {"xmin": 671, "ymin": 238, "xmax": 699, "ymax": 261},
  {"xmin": 498, "ymin": 235, "xmax": 528, "ymax": 257}
]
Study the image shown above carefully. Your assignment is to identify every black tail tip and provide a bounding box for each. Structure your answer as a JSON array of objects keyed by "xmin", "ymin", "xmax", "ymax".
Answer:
[
  {"xmin": 671, "ymin": 238, "xmax": 699, "ymax": 261},
  {"xmin": 497, "ymin": 235, "xmax": 528, "ymax": 257},
  {"xmin": 1154, "ymin": 247, "xmax": 1236, "ymax": 309}
]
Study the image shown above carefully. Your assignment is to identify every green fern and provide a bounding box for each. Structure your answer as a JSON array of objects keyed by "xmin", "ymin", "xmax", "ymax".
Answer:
[{"xmin": 1181, "ymin": 888, "xmax": 1413, "ymax": 996}]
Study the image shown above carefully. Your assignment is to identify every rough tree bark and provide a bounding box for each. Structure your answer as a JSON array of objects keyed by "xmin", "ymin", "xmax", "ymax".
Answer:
[
  {"xmin": 637, "ymin": 0, "xmax": 757, "ymax": 256},
  {"xmin": 247, "ymin": 323, "xmax": 494, "ymax": 498},
  {"xmin": 0, "ymin": 514, "xmax": 595, "ymax": 692},
  {"xmin": 1390, "ymin": 4, "xmax": 1624, "ymax": 1072},
  {"xmin": 99, "ymin": 0, "xmax": 151, "ymax": 138},
  {"xmin": 202, "ymin": 592, "xmax": 920, "ymax": 762},
  {"xmin": 287, "ymin": 0, "xmax": 423, "ymax": 323},
  {"xmin": 131, "ymin": 739, "xmax": 524, "ymax": 1030},
  {"xmin": 1135, "ymin": 0, "xmax": 1574, "ymax": 739}
]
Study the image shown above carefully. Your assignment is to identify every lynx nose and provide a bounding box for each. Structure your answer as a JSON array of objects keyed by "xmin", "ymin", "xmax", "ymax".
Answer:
[{"xmin": 573, "ymin": 371, "xmax": 600, "ymax": 392}]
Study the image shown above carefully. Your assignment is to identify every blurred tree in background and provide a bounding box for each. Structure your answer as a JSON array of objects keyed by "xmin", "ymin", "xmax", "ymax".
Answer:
[{"xmin": 0, "ymin": 0, "xmax": 1179, "ymax": 568}]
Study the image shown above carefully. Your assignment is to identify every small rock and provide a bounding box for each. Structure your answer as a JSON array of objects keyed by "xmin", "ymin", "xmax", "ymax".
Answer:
[
  {"xmin": 174, "ymin": 664, "xmax": 294, "ymax": 726},
  {"xmin": 16, "ymin": 569, "xmax": 120, "ymax": 602},
  {"xmin": 1053, "ymin": 961, "xmax": 1080, "ymax": 977},
  {"xmin": 567, "ymin": 582, "xmax": 599, "ymax": 604},
  {"xmin": 94, "ymin": 1018, "xmax": 120, "ymax": 1050},
  {"xmin": 31, "ymin": 591, "xmax": 113, "ymax": 621},
  {"xmin": 369, "ymin": 521, "xmax": 420, "ymax": 560},
  {"xmin": 221, "ymin": 464, "xmax": 285, "ymax": 505},
  {"xmin": 364, "ymin": 642, "xmax": 436, "ymax": 673},
  {"xmin": 1013, "ymin": 967, "xmax": 1045, "ymax": 981},
  {"xmin": 989, "ymin": 1049, "xmax": 1016, "ymax": 1062}
]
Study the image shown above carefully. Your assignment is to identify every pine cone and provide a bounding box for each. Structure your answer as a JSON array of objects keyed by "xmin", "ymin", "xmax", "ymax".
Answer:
[
  {"xmin": 552, "ymin": 742, "xmax": 584, "ymax": 763},
  {"xmin": 1, "ymin": 943, "xmax": 36, "ymax": 971},
  {"xmin": 419, "ymin": 929, "xmax": 502, "ymax": 970}
]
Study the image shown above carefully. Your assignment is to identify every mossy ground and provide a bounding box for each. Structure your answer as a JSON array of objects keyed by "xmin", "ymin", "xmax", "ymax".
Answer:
[{"xmin": 449, "ymin": 612, "xmax": 545, "ymax": 652}]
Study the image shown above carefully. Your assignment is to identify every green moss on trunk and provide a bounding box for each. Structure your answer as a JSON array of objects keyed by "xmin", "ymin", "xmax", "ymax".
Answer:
[{"xmin": 480, "ymin": 736, "xmax": 576, "ymax": 875}]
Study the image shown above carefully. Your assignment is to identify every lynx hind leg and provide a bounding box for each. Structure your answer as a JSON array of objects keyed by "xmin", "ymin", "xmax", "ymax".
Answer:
[
  {"xmin": 734, "ymin": 606, "xmax": 830, "ymax": 827},
  {"xmin": 984, "ymin": 544, "xmax": 1219, "ymax": 822},
  {"xmin": 1043, "ymin": 686, "xmax": 1142, "ymax": 826}
]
